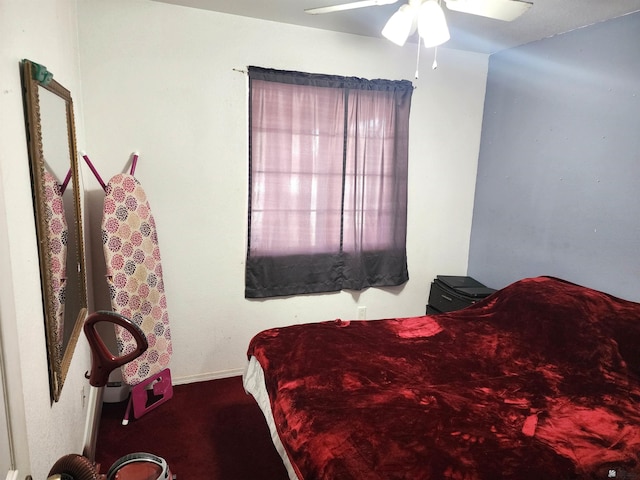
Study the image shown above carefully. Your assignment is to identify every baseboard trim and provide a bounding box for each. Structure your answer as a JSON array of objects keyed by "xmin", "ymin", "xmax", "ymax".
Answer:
[{"xmin": 172, "ymin": 368, "xmax": 245, "ymax": 386}]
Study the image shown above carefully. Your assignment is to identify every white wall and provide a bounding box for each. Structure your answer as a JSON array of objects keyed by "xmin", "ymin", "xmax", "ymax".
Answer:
[
  {"xmin": 78, "ymin": 0, "xmax": 488, "ymax": 383},
  {"xmin": 0, "ymin": 0, "xmax": 485, "ymax": 476},
  {"xmin": 0, "ymin": 1, "xmax": 92, "ymax": 478}
]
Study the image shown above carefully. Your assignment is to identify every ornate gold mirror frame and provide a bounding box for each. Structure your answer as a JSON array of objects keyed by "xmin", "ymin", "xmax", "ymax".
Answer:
[{"xmin": 21, "ymin": 59, "xmax": 87, "ymax": 402}]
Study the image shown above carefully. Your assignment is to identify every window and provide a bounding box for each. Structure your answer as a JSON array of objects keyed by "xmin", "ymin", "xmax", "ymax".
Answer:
[{"xmin": 246, "ymin": 67, "xmax": 413, "ymax": 298}]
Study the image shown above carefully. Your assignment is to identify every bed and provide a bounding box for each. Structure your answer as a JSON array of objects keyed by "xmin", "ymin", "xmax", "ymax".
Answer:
[{"xmin": 243, "ymin": 276, "xmax": 640, "ymax": 479}]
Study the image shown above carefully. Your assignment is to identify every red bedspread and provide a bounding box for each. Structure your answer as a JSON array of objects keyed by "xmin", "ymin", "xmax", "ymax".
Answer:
[{"xmin": 247, "ymin": 277, "xmax": 640, "ymax": 479}]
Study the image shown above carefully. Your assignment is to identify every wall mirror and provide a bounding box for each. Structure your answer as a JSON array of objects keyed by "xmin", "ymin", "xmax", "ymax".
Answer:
[{"xmin": 21, "ymin": 59, "xmax": 87, "ymax": 402}]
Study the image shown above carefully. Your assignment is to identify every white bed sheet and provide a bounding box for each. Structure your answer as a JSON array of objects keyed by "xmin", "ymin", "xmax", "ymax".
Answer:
[{"xmin": 243, "ymin": 356, "xmax": 301, "ymax": 480}]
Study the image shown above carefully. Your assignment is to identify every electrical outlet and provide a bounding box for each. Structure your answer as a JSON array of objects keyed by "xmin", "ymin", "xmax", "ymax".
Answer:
[{"xmin": 357, "ymin": 306, "xmax": 367, "ymax": 320}]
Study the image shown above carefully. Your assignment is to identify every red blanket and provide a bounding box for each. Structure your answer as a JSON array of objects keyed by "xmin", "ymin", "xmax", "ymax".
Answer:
[{"xmin": 247, "ymin": 277, "xmax": 640, "ymax": 479}]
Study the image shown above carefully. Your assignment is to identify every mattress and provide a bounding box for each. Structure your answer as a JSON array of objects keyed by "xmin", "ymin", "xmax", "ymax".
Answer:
[{"xmin": 243, "ymin": 356, "xmax": 300, "ymax": 480}]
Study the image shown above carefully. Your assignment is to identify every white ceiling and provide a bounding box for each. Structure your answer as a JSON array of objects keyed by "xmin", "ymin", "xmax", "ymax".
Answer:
[{"xmin": 154, "ymin": 0, "xmax": 640, "ymax": 54}]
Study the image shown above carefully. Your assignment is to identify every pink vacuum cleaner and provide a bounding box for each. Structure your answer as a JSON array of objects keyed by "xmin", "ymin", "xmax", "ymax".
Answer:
[{"xmin": 47, "ymin": 311, "xmax": 173, "ymax": 480}]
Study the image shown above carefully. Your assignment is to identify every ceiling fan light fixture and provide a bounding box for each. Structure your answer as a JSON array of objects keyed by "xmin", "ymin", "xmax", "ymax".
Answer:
[
  {"xmin": 418, "ymin": 0, "xmax": 450, "ymax": 48},
  {"xmin": 381, "ymin": 4, "xmax": 415, "ymax": 46}
]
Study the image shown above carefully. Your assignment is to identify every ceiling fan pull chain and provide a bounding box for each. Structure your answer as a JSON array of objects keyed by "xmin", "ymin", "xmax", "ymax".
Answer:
[
  {"xmin": 415, "ymin": 38, "xmax": 421, "ymax": 79},
  {"xmin": 432, "ymin": 46, "xmax": 438, "ymax": 70}
]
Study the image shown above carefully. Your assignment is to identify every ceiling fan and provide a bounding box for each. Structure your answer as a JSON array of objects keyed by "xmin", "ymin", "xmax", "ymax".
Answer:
[{"xmin": 306, "ymin": 0, "xmax": 533, "ymax": 47}]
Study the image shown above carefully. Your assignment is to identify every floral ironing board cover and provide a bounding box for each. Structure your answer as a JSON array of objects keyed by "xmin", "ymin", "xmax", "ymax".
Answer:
[
  {"xmin": 44, "ymin": 169, "xmax": 67, "ymax": 372},
  {"xmin": 102, "ymin": 173, "xmax": 172, "ymax": 386}
]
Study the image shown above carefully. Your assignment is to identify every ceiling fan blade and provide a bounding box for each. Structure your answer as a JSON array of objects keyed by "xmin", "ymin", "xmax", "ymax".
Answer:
[
  {"xmin": 306, "ymin": 0, "xmax": 399, "ymax": 15},
  {"xmin": 444, "ymin": 0, "xmax": 532, "ymax": 21}
]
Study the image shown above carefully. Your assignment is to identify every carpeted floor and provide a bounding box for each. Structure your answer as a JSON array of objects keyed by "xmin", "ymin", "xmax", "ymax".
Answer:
[{"xmin": 95, "ymin": 376, "xmax": 289, "ymax": 479}]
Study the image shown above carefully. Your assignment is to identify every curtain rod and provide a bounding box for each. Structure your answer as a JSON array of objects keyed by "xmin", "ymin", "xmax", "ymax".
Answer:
[{"xmin": 233, "ymin": 66, "xmax": 416, "ymax": 88}]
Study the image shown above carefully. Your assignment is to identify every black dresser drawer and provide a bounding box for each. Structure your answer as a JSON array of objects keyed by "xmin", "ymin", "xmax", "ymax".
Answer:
[
  {"xmin": 427, "ymin": 276, "xmax": 496, "ymax": 314},
  {"xmin": 428, "ymin": 281, "xmax": 476, "ymax": 312}
]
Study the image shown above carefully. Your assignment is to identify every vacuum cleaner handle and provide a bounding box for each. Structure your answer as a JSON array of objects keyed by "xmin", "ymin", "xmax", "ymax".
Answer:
[{"xmin": 84, "ymin": 311, "xmax": 148, "ymax": 388}]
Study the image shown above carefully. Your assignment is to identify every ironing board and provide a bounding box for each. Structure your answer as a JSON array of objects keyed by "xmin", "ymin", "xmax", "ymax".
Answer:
[
  {"xmin": 101, "ymin": 172, "xmax": 173, "ymax": 422},
  {"xmin": 43, "ymin": 169, "xmax": 67, "ymax": 372}
]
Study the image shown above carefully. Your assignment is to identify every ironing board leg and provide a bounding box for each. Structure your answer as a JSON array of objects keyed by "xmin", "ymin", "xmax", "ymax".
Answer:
[
  {"xmin": 121, "ymin": 368, "xmax": 173, "ymax": 424},
  {"xmin": 132, "ymin": 368, "xmax": 173, "ymax": 420},
  {"xmin": 122, "ymin": 394, "xmax": 134, "ymax": 426}
]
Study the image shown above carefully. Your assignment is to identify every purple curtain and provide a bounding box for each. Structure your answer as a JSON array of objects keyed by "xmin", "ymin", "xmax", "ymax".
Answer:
[{"xmin": 246, "ymin": 67, "xmax": 412, "ymax": 298}]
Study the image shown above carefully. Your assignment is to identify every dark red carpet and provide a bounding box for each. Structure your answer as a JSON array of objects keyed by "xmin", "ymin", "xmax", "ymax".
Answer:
[{"xmin": 95, "ymin": 376, "xmax": 289, "ymax": 479}]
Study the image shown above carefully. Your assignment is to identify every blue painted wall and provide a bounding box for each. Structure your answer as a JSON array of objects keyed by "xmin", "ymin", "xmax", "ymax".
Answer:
[{"xmin": 468, "ymin": 12, "xmax": 640, "ymax": 301}]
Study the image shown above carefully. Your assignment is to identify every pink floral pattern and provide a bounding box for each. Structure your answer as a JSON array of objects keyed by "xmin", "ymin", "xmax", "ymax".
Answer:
[
  {"xmin": 102, "ymin": 174, "xmax": 172, "ymax": 386},
  {"xmin": 44, "ymin": 170, "xmax": 67, "ymax": 371}
]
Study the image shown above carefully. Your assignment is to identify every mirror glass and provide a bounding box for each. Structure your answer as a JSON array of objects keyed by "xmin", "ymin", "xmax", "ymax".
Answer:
[{"xmin": 21, "ymin": 59, "xmax": 87, "ymax": 402}]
